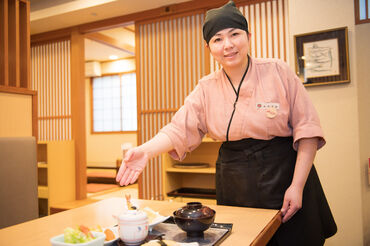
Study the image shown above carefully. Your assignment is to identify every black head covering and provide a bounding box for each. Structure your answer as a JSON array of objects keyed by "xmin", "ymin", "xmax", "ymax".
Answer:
[{"xmin": 203, "ymin": 1, "xmax": 248, "ymax": 44}]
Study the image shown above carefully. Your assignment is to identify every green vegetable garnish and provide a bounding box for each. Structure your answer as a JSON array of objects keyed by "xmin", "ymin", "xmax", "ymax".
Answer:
[{"xmin": 64, "ymin": 227, "xmax": 94, "ymax": 243}]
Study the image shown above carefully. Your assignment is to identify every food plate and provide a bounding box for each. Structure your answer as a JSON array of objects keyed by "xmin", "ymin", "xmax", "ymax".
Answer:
[
  {"xmin": 143, "ymin": 207, "xmax": 171, "ymax": 231},
  {"xmin": 149, "ymin": 215, "xmax": 171, "ymax": 230},
  {"xmin": 103, "ymin": 227, "xmax": 119, "ymax": 246}
]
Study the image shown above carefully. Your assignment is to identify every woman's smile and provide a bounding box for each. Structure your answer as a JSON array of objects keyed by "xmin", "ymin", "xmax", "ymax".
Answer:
[{"xmin": 207, "ymin": 28, "xmax": 250, "ymax": 71}]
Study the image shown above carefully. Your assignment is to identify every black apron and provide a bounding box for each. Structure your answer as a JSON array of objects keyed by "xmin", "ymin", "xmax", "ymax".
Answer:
[{"xmin": 216, "ymin": 137, "xmax": 337, "ymax": 246}]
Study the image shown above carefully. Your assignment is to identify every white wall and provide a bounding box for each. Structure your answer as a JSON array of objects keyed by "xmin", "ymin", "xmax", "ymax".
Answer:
[
  {"xmin": 356, "ymin": 22, "xmax": 370, "ymax": 245},
  {"xmin": 288, "ymin": 0, "xmax": 366, "ymax": 245}
]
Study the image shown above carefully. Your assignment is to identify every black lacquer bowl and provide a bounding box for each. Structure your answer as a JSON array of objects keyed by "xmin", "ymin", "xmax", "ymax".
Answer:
[{"xmin": 173, "ymin": 202, "xmax": 216, "ymax": 237}]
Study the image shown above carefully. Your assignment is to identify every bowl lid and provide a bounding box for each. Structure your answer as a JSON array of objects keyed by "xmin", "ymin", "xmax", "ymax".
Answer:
[
  {"xmin": 174, "ymin": 202, "xmax": 215, "ymax": 219},
  {"xmin": 117, "ymin": 210, "xmax": 148, "ymax": 222}
]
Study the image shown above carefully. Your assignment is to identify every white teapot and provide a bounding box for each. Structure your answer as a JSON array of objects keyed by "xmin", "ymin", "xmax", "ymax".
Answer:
[{"xmin": 116, "ymin": 209, "xmax": 148, "ymax": 245}]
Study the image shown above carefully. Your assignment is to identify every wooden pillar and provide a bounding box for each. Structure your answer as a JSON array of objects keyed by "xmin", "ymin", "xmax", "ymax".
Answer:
[
  {"xmin": 0, "ymin": 0, "xmax": 8, "ymax": 86},
  {"xmin": 70, "ymin": 29, "xmax": 87, "ymax": 199},
  {"xmin": 8, "ymin": 0, "xmax": 19, "ymax": 87},
  {"xmin": 19, "ymin": 0, "xmax": 30, "ymax": 89}
]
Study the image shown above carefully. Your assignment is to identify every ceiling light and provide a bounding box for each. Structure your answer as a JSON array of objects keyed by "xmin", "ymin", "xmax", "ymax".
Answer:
[{"xmin": 109, "ymin": 55, "xmax": 118, "ymax": 60}]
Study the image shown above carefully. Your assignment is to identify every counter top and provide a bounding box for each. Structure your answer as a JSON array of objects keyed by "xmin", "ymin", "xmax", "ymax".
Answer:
[{"xmin": 0, "ymin": 198, "xmax": 281, "ymax": 245}]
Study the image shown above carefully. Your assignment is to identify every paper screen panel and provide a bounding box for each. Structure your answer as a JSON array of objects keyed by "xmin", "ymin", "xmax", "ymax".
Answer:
[
  {"xmin": 31, "ymin": 40, "xmax": 72, "ymax": 141},
  {"xmin": 210, "ymin": 0, "xmax": 289, "ymax": 72},
  {"xmin": 137, "ymin": 13, "xmax": 206, "ymax": 199}
]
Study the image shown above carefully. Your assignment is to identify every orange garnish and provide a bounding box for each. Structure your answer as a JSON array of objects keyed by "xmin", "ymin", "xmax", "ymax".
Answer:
[{"xmin": 104, "ymin": 228, "xmax": 115, "ymax": 241}]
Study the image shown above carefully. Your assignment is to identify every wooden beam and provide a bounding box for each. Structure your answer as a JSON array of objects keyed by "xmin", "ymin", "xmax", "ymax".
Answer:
[
  {"xmin": 19, "ymin": 0, "xmax": 30, "ymax": 88},
  {"xmin": 123, "ymin": 26, "xmax": 135, "ymax": 33},
  {"xmin": 31, "ymin": 27, "xmax": 72, "ymax": 45},
  {"xmin": 85, "ymin": 32, "xmax": 135, "ymax": 55},
  {"xmin": 0, "ymin": 0, "xmax": 8, "ymax": 86},
  {"xmin": 70, "ymin": 29, "xmax": 87, "ymax": 200},
  {"xmin": 8, "ymin": 0, "xmax": 20, "ymax": 87}
]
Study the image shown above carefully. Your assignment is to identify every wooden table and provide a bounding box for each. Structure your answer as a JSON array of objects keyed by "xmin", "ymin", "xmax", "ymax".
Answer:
[{"xmin": 0, "ymin": 198, "xmax": 281, "ymax": 246}]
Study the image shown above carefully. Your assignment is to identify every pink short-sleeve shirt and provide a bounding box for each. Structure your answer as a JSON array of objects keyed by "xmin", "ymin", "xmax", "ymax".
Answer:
[{"xmin": 160, "ymin": 57, "xmax": 325, "ymax": 161}]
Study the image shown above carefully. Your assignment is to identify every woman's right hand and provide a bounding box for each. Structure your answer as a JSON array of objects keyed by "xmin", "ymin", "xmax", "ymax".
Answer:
[{"xmin": 116, "ymin": 147, "xmax": 149, "ymax": 186}]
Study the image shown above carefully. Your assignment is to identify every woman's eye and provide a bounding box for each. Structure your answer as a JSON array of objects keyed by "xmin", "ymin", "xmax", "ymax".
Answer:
[
  {"xmin": 213, "ymin": 38, "xmax": 221, "ymax": 43},
  {"xmin": 231, "ymin": 32, "xmax": 239, "ymax": 36}
]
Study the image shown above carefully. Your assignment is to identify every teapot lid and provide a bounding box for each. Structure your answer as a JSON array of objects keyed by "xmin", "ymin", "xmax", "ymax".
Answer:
[
  {"xmin": 174, "ymin": 202, "xmax": 215, "ymax": 219},
  {"xmin": 117, "ymin": 209, "xmax": 148, "ymax": 222}
]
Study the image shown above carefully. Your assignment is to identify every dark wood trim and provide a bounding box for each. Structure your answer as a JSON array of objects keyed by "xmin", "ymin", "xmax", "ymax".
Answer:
[
  {"xmin": 31, "ymin": 27, "xmax": 72, "ymax": 45},
  {"xmin": 0, "ymin": 0, "xmax": 8, "ymax": 86},
  {"xmin": 135, "ymin": 23, "xmax": 143, "ymax": 199},
  {"xmin": 70, "ymin": 29, "xmax": 87, "ymax": 200},
  {"xmin": 8, "ymin": 0, "xmax": 20, "ymax": 87},
  {"xmin": 89, "ymin": 77, "xmax": 94, "ymax": 136},
  {"xmin": 354, "ymin": 0, "xmax": 370, "ymax": 24},
  {"xmin": 32, "ymin": 92, "xmax": 38, "ymax": 140},
  {"xmin": 19, "ymin": 0, "xmax": 30, "ymax": 88},
  {"xmin": 0, "ymin": 85, "xmax": 36, "ymax": 95}
]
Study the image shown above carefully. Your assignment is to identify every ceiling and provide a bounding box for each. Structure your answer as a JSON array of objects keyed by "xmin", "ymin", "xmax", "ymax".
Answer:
[{"xmin": 30, "ymin": 0, "xmax": 190, "ymax": 61}]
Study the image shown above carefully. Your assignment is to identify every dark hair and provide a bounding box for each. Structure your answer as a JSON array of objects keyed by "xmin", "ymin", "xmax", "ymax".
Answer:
[{"xmin": 203, "ymin": 1, "xmax": 249, "ymax": 44}]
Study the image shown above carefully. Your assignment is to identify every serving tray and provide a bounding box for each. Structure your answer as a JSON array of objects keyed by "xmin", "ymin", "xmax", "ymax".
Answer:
[
  {"xmin": 173, "ymin": 163, "xmax": 210, "ymax": 169},
  {"xmin": 167, "ymin": 188, "xmax": 216, "ymax": 199},
  {"xmin": 116, "ymin": 217, "xmax": 233, "ymax": 246}
]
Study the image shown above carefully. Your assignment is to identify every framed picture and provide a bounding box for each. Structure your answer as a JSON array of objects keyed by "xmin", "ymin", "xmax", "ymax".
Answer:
[{"xmin": 294, "ymin": 27, "xmax": 350, "ymax": 86}]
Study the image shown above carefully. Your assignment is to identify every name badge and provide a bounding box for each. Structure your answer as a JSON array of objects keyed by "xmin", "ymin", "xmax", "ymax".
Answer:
[
  {"xmin": 256, "ymin": 102, "xmax": 280, "ymax": 119},
  {"xmin": 256, "ymin": 102, "xmax": 280, "ymax": 110}
]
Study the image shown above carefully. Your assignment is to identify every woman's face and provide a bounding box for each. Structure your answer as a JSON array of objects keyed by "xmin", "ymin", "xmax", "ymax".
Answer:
[{"xmin": 207, "ymin": 28, "xmax": 251, "ymax": 70}]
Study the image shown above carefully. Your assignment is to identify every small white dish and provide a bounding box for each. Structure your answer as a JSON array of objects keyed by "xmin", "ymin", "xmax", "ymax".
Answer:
[
  {"xmin": 103, "ymin": 227, "xmax": 119, "ymax": 246},
  {"xmin": 50, "ymin": 231, "xmax": 106, "ymax": 246},
  {"xmin": 149, "ymin": 215, "xmax": 171, "ymax": 230},
  {"xmin": 143, "ymin": 207, "xmax": 170, "ymax": 231}
]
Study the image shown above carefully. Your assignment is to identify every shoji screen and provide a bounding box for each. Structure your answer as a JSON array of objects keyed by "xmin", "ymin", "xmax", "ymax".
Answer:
[
  {"xmin": 137, "ymin": 12, "xmax": 206, "ymax": 199},
  {"xmin": 31, "ymin": 40, "xmax": 72, "ymax": 141},
  {"xmin": 210, "ymin": 0, "xmax": 289, "ymax": 72}
]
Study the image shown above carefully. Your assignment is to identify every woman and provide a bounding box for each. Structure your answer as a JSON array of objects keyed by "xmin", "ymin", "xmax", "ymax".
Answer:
[{"xmin": 116, "ymin": 1, "xmax": 337, "ymax": 245}]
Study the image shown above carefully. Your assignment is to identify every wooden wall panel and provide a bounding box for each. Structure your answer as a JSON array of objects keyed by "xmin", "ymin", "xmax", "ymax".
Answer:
[
  {"xmin": 31, "ymin": 40, "xmax": 72, "ymax": 141},
  {"xmin": 210, "ymin": 0, "xmax": 289, "ymax": 72},
  {"xmin": 137, "ymin": 12, "xmax": 205, "ymax": 200},
  {"xmin": 0, "ymin": 0, "xmax": 30, "ymax": 88}
]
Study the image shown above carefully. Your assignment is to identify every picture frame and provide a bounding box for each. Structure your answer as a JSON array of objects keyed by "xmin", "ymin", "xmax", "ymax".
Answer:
[{"xmin": 294, "ymin": 27, "xmax": 350, "ymax": 86}]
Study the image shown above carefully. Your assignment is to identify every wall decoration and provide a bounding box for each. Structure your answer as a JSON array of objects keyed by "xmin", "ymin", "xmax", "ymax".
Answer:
[{"xmin": 294, "ymin": 27, "xmax": 349, "ymax": 86}]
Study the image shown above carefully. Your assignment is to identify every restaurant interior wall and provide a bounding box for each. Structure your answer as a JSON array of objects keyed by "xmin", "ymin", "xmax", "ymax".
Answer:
[
  {"xmin": 288, "ymin": 0, "xmax": 368, "ymax": 245},
  {"xmin": 85, "ymin": 58, "xmax": 137, "ymax": 168},
  {"xmin": 355, "ymin": 21, "xmax": 370, "ymax": 245}
]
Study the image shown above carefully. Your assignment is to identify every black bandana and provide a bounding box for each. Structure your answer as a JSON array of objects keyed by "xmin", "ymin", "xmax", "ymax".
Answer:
[{"xmin": 203, "ymin": 1, "xmax": 249, "ymax": 44}]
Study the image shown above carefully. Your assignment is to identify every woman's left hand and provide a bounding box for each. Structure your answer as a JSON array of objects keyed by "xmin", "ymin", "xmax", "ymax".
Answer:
[{"xmin": 280, "ymin": 185, "xmax": 303, "ymax": 223}]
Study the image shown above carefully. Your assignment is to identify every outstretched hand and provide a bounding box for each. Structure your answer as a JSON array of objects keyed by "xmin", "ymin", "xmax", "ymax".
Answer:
[
  {"xmin": 280, "ymin": 185, "xmax": 303, "ymax": 223},
  {"xmin": 116, "ymin": 148, "xmax": 149, "ymax": 186}
]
